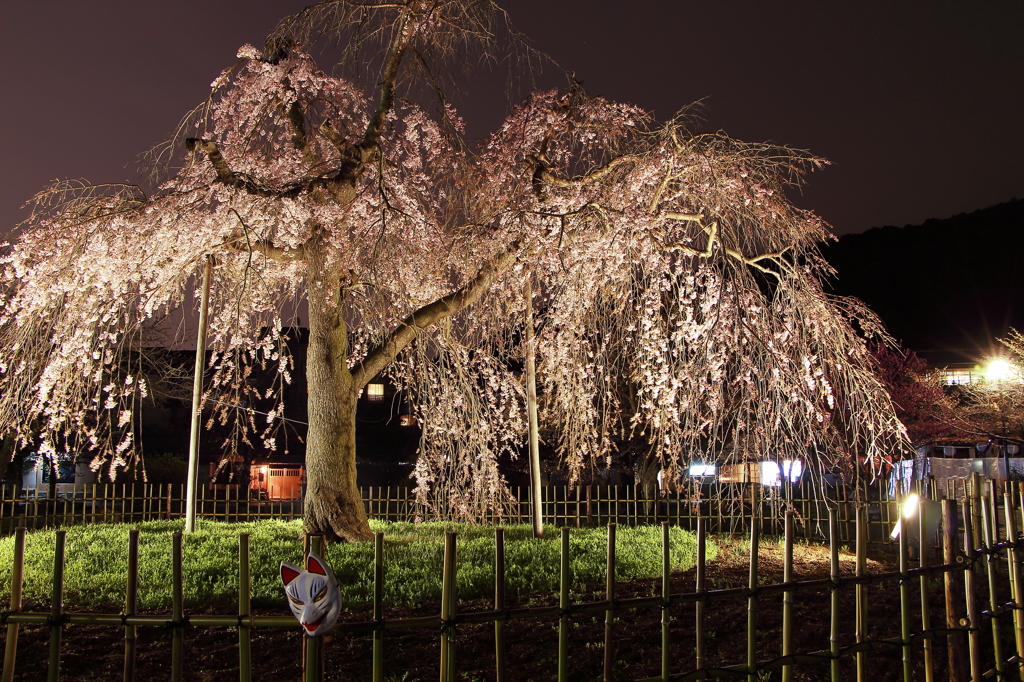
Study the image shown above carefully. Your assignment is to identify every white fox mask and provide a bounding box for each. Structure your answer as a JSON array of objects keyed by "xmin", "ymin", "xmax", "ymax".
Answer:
[{"xmin": 280, "ymin": 552, "xmax": 341, "ymax": 636}]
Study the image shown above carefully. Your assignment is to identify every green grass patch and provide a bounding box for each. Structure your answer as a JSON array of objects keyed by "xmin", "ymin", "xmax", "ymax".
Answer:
[{"xmin": 0, "ymin": 520, "xmax": 715, "ymax": 611}]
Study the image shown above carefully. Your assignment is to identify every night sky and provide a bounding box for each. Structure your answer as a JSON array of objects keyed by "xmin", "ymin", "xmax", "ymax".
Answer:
[{"xmin": 2, "ymin": 1, "xmax": 1022, "ymax": 240}]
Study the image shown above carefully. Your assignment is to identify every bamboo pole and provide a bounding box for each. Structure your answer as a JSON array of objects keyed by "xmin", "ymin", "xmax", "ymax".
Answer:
[
  {"xmin": 373, "ymin": 532, "xmax": 384, "ymax": 682},
  {"xmin": 899, "ymin": 512, "xmax": 912, "ymax": 682},
  {"xmin": 854, "ymin": 505, "xmax": 868, "ymax": 682},
  {"xmin": 604, "ymin": 523, "xmax": 616, "ymax": 682},
  {"xmin": 1003, "ymin": 493, "xmax": 1024, "ymax": 679},
  {"xmin": 980, "ymin": 493, "xmax": 1006, "ymax": 679},
  {"xmin": 558, "ymin": 527, "xmax": 570, "ymax": 682},
  {"xmin": 304, "ymin": 534, "xmax": 324, "ymax": 682},
  {"xmin": 123, "ymin": 529, "xmax": 139, "ymax": 682},
  {"xmin": 171, "ymin": 532, "xmax": 184, "ymax": 682},
  {"xmin": 2, "ymin": 527, "xmax": 25, "ymax": 682},
  {"xmin": 829, "ymin": 508, "xmax": 840, "ymax": 682},
  {"xmin": 962, "ymin": 500, "xmax": 983, "ymax": 681},
  {"xmin": 494, "ymin": 528, "xmax": 506, "ymax": 682},
  {"xmin": 747, "ymin": 505, "xmax": 759, "ymax": 682},
  {"xmin": 661, "ymin": 521, "xmax": 671, "ymax": 681},
  {"xmin": 47, "ymin": 530, "xmax": 66, "ymax": 682},
  {"xmin": 238, "ymin": 533, "xmax": 251, "ymax": 682},
  {"xmin": 439, "ymin": 532, "xmax": 456, "ymax": 682},
  {"xmin": 185, "ymin": 255, "xmax": 213, "ymax": 534},
  {"xmin": 919, "ymin": 499, "xmax": 934, "ymax": 682},
  {"xmin": 781, "ymin": 512, "xmax": 794, "ymax": 682},
  {"xmin": 524, "ymin": 280, "xmax": 543, "ymax": 538},
  {"xmin": 942, "ymin": 500, "xmax": 968, "ymax": 682},
  {"xmin": 695, "ymin": 516, "xmax": 706, "ymax": 671}
]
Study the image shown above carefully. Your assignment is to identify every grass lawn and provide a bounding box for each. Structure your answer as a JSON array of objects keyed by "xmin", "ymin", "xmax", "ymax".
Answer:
[{"xmin": 0, "ymin": 520, "xmax": 716, "ymax": 611}]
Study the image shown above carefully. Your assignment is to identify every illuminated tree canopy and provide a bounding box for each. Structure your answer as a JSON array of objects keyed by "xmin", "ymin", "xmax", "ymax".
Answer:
[{"xmin": 0, "ymin": 0, "xmax": 909, "ymax": 541}]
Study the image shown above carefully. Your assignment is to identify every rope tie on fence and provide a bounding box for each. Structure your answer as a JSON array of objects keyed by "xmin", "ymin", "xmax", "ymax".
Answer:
[
  {"xmin": 45, "ymin": 614, "xmax": 68, "ymax": 627},
  {"xmin": 439, "ymin": 618, "xmax": 457, "ymax": 636},
  {"xmin": 164, "ymin": 616, "xmax": 189, "ymax": 630},
  {"xmin": 828, "ymin": 578, "xmax": 844, "ymax": 592}
]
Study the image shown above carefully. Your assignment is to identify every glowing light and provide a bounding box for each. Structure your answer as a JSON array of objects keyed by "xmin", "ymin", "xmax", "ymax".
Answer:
[
  {"xmin": 902, "ymin": 493, "xmax": 920, "ymax": 518},
  {"xmin": 689, "ymin": 464, "xmax": 716, "ymax": 477},
  {"xmin": 760, "ymin": 461, "xmax": 781, "ymax": 486},
  {"xmin": 986, "ymin": 359, "xmax": 1014, "ymax": 382}
]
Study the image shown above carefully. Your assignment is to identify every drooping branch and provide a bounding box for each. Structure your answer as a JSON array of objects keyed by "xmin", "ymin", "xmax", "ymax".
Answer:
[{"xmin": 353, "ymin": 241, "xmax": 522, "ymax": 387}]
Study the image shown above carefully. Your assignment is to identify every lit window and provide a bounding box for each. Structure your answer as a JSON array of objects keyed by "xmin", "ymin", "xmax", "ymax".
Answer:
[
  {"xmin": 366, "ymin": 383, "xmax": 384, "ymax": 401},
  {"xmin": 760, "ymin": 461, "xmax": 782, "ymax": 487},
  {"xmin": 782, "ymin": 459, "xmax": 803, "ymax": 483}
]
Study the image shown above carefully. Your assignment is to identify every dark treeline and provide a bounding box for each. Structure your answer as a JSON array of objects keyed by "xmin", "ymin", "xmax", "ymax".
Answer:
[{"xmin": 820, "ymin": 199, "xmax": 1024, "ymax": 362}]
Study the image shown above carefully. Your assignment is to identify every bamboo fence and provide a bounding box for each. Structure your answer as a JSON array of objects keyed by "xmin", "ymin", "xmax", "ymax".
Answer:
[
  {"xmin": 0, "ymin": 475, "xmax": 976, "ymax": 545},
  {"xmin": 3, "ymin": 480, "xmax": 1024, "ymax": 681}
]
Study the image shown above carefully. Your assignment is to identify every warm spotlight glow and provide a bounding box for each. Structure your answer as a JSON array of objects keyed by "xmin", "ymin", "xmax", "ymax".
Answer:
[{"xmin": 986, "ymin": 358, "xmax": 1014, "ymax": 382}]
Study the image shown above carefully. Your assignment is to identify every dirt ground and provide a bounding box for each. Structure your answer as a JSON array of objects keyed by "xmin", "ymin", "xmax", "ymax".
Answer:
[{"xmin": 0, "ymin": 540, "xmax": 974, "ymax": 681}]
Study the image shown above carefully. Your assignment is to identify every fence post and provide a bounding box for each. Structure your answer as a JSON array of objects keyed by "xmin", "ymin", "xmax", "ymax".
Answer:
[
  {"xmin": 47, "ymin": 530, "xmax": 66, "ymax": 682},
  {"xmin": 962, "ymin": 500, "xmax": 983, "ymax": 681},
  {"xmin": 747, "ymin": 505, "xmax": 760, "ymax": 682},
  {"xmin": 238, "ymin": 533, "xmax": 251, "ymax": 682},
  {"xmin": 1003, "ymin": 493, "xmax": 1024, "ymax": 679},
  {"xmin": 303, "ymin": 534, "xmax": 325, "ymax": 682},
  {"xmin": 439, "ymin": 532, "xmax": 457, "ymax": 682},
  {"xmin": 899, "ymin": 509, "xmax": 912, "ymax": 682},
  {"xmin": 558, "ymin": 527, "xmax": 570, "ymax": 682},
  {"xmin": 695, "ymin": 516, "xmax": 706, "ymax": 671},
  {"xmin": 661, "ymin": 521, "xmax": 671, "ymax": 682},
  {"xmin": 604, "ymin": 523, "xmax": 617, "ymax": 682},
  {"xmin": 171, "ymin": 532, "xmax": 184, "ymax": 682},
  {"xmin": 494, "ymin": 528, "xmax": 506, "ymax": 682},
  {"xmin": 123, "ymin": 529, "xmax": 139, "ymax": 682},
  {"xmin": 829, "ymin": 507, "xmax": 840, "ymax": 682},
  {"xmin": 373, "ymin": 532, "xmax": 384, "ymax": 682},
  {"xmin": 782, "ymin": 512, "xmax": 794, "ymax": 682},
  {"xmin": 919, "ymin": 499, "xmax": 934, "ymax": 682},
  {"xmin": 980, "ymin": 493, "xmax": 1005, "ymax": 677},
  {"xmin": 2, "ymin": 527, "xmax": 25, "ymax": 682},
  {"xmin": 853, "ymin": 505, "xmax": 868, "ymax": 681},
  {"xmin": 943, "ymin": 500, "xmax": 968, "ymax": 682}
]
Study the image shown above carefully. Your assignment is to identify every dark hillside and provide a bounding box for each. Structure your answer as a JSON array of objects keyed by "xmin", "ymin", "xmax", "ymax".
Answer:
[{"xmin": 819, "ymin": 199, "xmax": 1024, "ymax": 361}]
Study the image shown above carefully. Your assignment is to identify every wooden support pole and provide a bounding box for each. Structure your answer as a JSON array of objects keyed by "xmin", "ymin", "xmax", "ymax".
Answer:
[
  {"xmin": 524, "ymin": 280, "xmax": 543, "ymax": 539},
  {"xmin": 943, "ymin": 500, "xmax": 968, "ymax": 682},
  {"xmin": 185, "ymin": 255, "xmax": 213, "ymax": 534}
]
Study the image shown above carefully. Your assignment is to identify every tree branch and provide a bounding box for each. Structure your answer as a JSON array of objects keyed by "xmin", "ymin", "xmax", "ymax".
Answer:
[
  {"xmin": 220, "ymin": 233, "xmax": 306, "ymax": 262},
  {"xmin": 528, "ymin": 154, "xmax": 639, "ymax": 189},
  {"xmin": 353, "ymin": 241, "xmax": 521, "ymax": 387}
]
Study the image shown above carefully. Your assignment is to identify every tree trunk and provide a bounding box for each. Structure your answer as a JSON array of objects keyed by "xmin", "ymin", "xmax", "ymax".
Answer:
[{"xmin": 302, "ymin": 236, "xmax": 373, "ymax": 542}]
